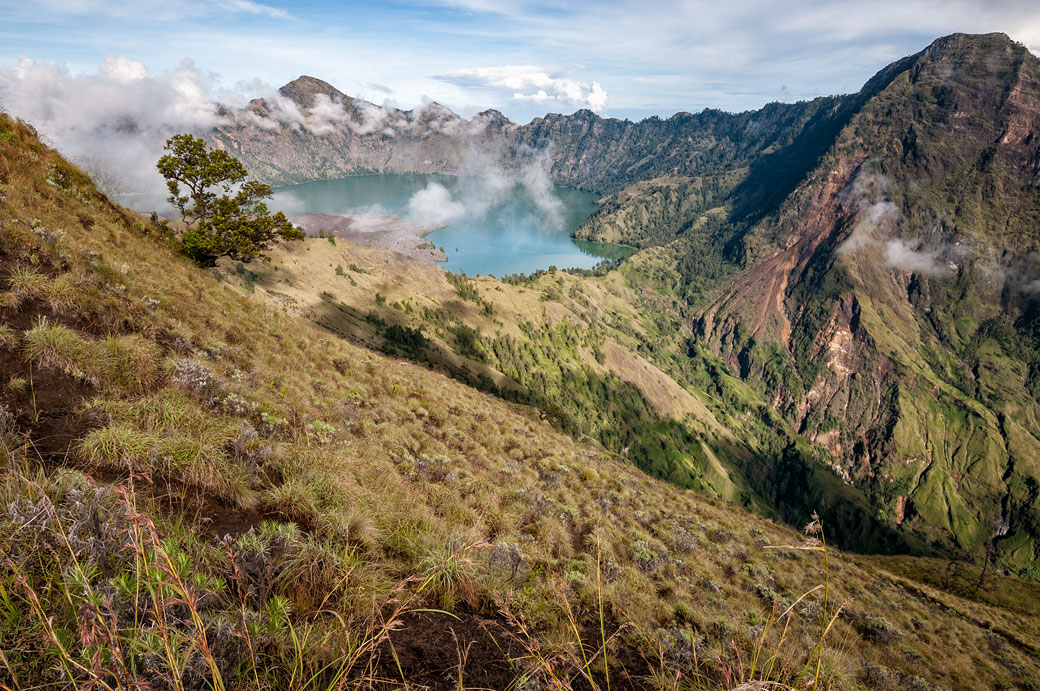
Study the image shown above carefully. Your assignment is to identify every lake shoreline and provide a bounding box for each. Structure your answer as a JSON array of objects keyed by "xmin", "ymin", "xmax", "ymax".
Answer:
[
  {"xmin": 273, "ymin": 173, "xmax": 615, "ymax": 276},
  {"xmin": 291, "ymin": 212, "xmax": 448, "ymax": 263}
]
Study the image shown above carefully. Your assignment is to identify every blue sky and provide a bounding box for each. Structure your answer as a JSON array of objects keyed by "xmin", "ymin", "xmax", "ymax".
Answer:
[{"xmin": 2, "ymin": 0, "xmax": 1039, "ymax": 123}]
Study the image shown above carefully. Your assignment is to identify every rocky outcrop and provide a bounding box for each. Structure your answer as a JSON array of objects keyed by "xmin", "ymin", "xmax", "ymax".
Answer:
[{"xmin": 210, "ymin": 76, "xmax": 508, "ymax": 186}]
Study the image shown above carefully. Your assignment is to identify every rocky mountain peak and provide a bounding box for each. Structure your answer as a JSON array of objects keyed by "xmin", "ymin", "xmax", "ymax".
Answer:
[{"xmin": 278, "ymin": 75, "xmax": 348, "ymax": 108}]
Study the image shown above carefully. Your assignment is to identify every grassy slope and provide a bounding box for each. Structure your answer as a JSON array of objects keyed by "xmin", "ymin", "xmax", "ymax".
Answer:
[
  {"xmin": 230, "ymin": 236, "xmax": 922, "ymax": 557},
  {"xmin": 2, "ymin": 115, "xmax": 1040, "ymax": 689},
  {"xmin": 220, "ymin": 238, "xmax": 747, "ymax": 495}
]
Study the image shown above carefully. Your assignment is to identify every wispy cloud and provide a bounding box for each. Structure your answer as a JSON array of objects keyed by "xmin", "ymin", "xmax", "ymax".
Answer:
[
  {"xmin": 3, "ymin": 0, "xmax": 1039, "ymax": 124},
  {"xmin": 215, "ymin": 0, "xmax": 290, "ymax": 20},
  {"xmin": 436, "ymin": 65, "xmax": 607, "ymax": 111},
  {"xmin": 882, "ymin": 238, "xmax": 953, "ymax": 276},
  {"xmin": 25, "ymin": 0, "xmax": 291, "ymax": 20}
]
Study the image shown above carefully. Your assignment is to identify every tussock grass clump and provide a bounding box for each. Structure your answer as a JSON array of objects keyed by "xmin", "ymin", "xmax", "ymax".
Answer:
[
  {"xmin": 0, "ymin": 323, "xmax": 19, "ymax": 349},
  {"xmin": 417, "ymin": 538, "xmax": 485, "ymax": 610},
  {"xmin": 43, "ymin": 270, "xmax": 79, "ymax": 312},
  {"xmin": 23, "ymin": 317, "xmax": 162, "ymax": 393},
  {"xmin": 22, "ymin": 316, "xmax": 92, "ymax": 377},
  {"xmin": 2, "ymin": 265, "xmax": 49, "ymax": 308}
]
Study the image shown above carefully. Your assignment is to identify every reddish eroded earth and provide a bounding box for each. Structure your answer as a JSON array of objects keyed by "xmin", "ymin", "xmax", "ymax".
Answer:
[{"xmin": 702, "ymin": 155, "xmax": 866, "ymax": 349}]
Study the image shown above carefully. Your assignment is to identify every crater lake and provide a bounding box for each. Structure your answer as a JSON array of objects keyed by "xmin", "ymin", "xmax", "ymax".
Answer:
[{"xmin": 271, "ymin": 173, "xmax": 631, "ymax": 277}]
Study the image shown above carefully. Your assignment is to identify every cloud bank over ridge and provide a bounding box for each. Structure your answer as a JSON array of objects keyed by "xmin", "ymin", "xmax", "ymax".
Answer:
[
  {"xmin": 0, "ymin": 56, "xmax": 516, "ymax": 197},
  {"xmin": 436, "ymin": 66, "xmax": 608, "ymax": 112}
]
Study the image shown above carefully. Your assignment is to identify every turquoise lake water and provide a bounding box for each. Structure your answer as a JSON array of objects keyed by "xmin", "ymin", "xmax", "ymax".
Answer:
[{"xmin": 271, "ymin": 173, "xmax": 630, "ymax": 277}]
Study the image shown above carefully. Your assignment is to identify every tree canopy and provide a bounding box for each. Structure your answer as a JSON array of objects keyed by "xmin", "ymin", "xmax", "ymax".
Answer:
[{"xmin": 157, "ymin": 134, "xmax": 302, "ymax": 265}]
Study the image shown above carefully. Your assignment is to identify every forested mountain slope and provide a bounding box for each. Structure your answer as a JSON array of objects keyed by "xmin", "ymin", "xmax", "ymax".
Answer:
[
  {"xmin": 688, "ymin": 32, "xmax": 1040, "ymax": 578},
  {"xmin": 585, "ymin": 33, "xmax": 1040, "ymax": 578}
]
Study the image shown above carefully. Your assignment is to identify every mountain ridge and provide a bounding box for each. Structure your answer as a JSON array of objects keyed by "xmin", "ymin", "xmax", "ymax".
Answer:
[{"xmin": 681, "ymin": 30, "xmax": 1040, "ymax": 577}]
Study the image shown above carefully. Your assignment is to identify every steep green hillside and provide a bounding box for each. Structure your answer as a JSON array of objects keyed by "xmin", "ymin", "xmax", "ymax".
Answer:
[
  {"xmin": 228, "ymin": 234, "xmax": 925, "ymax": 559},
  {"xmin": 591, "ymin": 33, "xmax": 1040, "ymax": 578},
  {"xmin": 4, "ymin": 110, "xmax": 1040, "ymax": 688}
]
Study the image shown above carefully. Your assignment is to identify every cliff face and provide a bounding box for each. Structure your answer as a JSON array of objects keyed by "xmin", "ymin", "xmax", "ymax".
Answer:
[
  {"xmin": 510, "ymin": 100, "xmax": 849, "ymax": 192},
  {"xmin": 692, "ymin": 33, "xmax": 1040, "ymax": 575},
  {"xmin": 210, "ymin": 76, "xmax": 510, "ymax": 185},
  {"xmin": 213, "ymin": 76, "xmax": 847, "ymax": 196}
]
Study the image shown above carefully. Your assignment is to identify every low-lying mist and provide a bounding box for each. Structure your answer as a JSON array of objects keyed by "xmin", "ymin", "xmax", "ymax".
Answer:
[
  {"xmin": 0, "ymin": 57, "xmax": 224, "ymax": 199},
  {"xmin": 0, "ymin": 55, "xmax": 518, "ymax": 207},
  {"xmin": 406, "ymin": 150, "xmax": 564, "ymax": 230}
]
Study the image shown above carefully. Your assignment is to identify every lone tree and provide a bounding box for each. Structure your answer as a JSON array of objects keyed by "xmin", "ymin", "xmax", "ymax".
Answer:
[{"xmin": 157, "ymin": 134, "xmax": 302, "ymax": 266}]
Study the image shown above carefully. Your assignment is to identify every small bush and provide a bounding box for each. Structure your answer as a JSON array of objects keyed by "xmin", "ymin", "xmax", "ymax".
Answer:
[
  {"xmin": 171, "ymin": 358, "xmax": 226, "ymax": 405},
  {"xmin": 632, "ymin": 539, "xmax": 660, "ymax": 573},
  {"xmin": 306, "ymin": 420, "xmax": 337, "ymax": 445},
  {"xmin": 673, "ymin": 525, "xmax": 699, "ymax": 554}
]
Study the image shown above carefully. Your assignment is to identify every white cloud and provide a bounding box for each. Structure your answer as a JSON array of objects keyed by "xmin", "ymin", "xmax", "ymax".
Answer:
[
  {"xmin": 437, "ymin": 65, "xmax": 608, "ymax": 112},
  {"xmin": 408, "ymin": 182, "xmax": 466, "ymax": 225},
  {"xmin": 833, "ymin": 170, "xmax": 962, "ymax": 276},
  {"xmin": 883, "ymin": 238, "xmax": 951, "ymax": 275},
  {"xmin": 6, "ymin": 0, "xmax": 1040, "ymax": 123},
  {"xmin": 421, "ymin": 0, "xmax": 1040, "ymax": 115},
  {"xmin": 101, "ymin": 55, "xmax": 148, "ymax": 83},
  {"xmin": 0, "ymin": 56, "xmax": 225, "ymax": 195},
  {"xmin": 216, "ymin": 0, "xmax": 289, "ymax": 19},
  {"xmin": 836, "ymin": 201, "xmax": 899, "ymax": 254},
  {"xmin": 400, "ymin": 144, "xmax": 566, "ymax": 230},
  {"xmin": 834, "ymin": 171, "xmax": 953, "ymax": 276}
]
